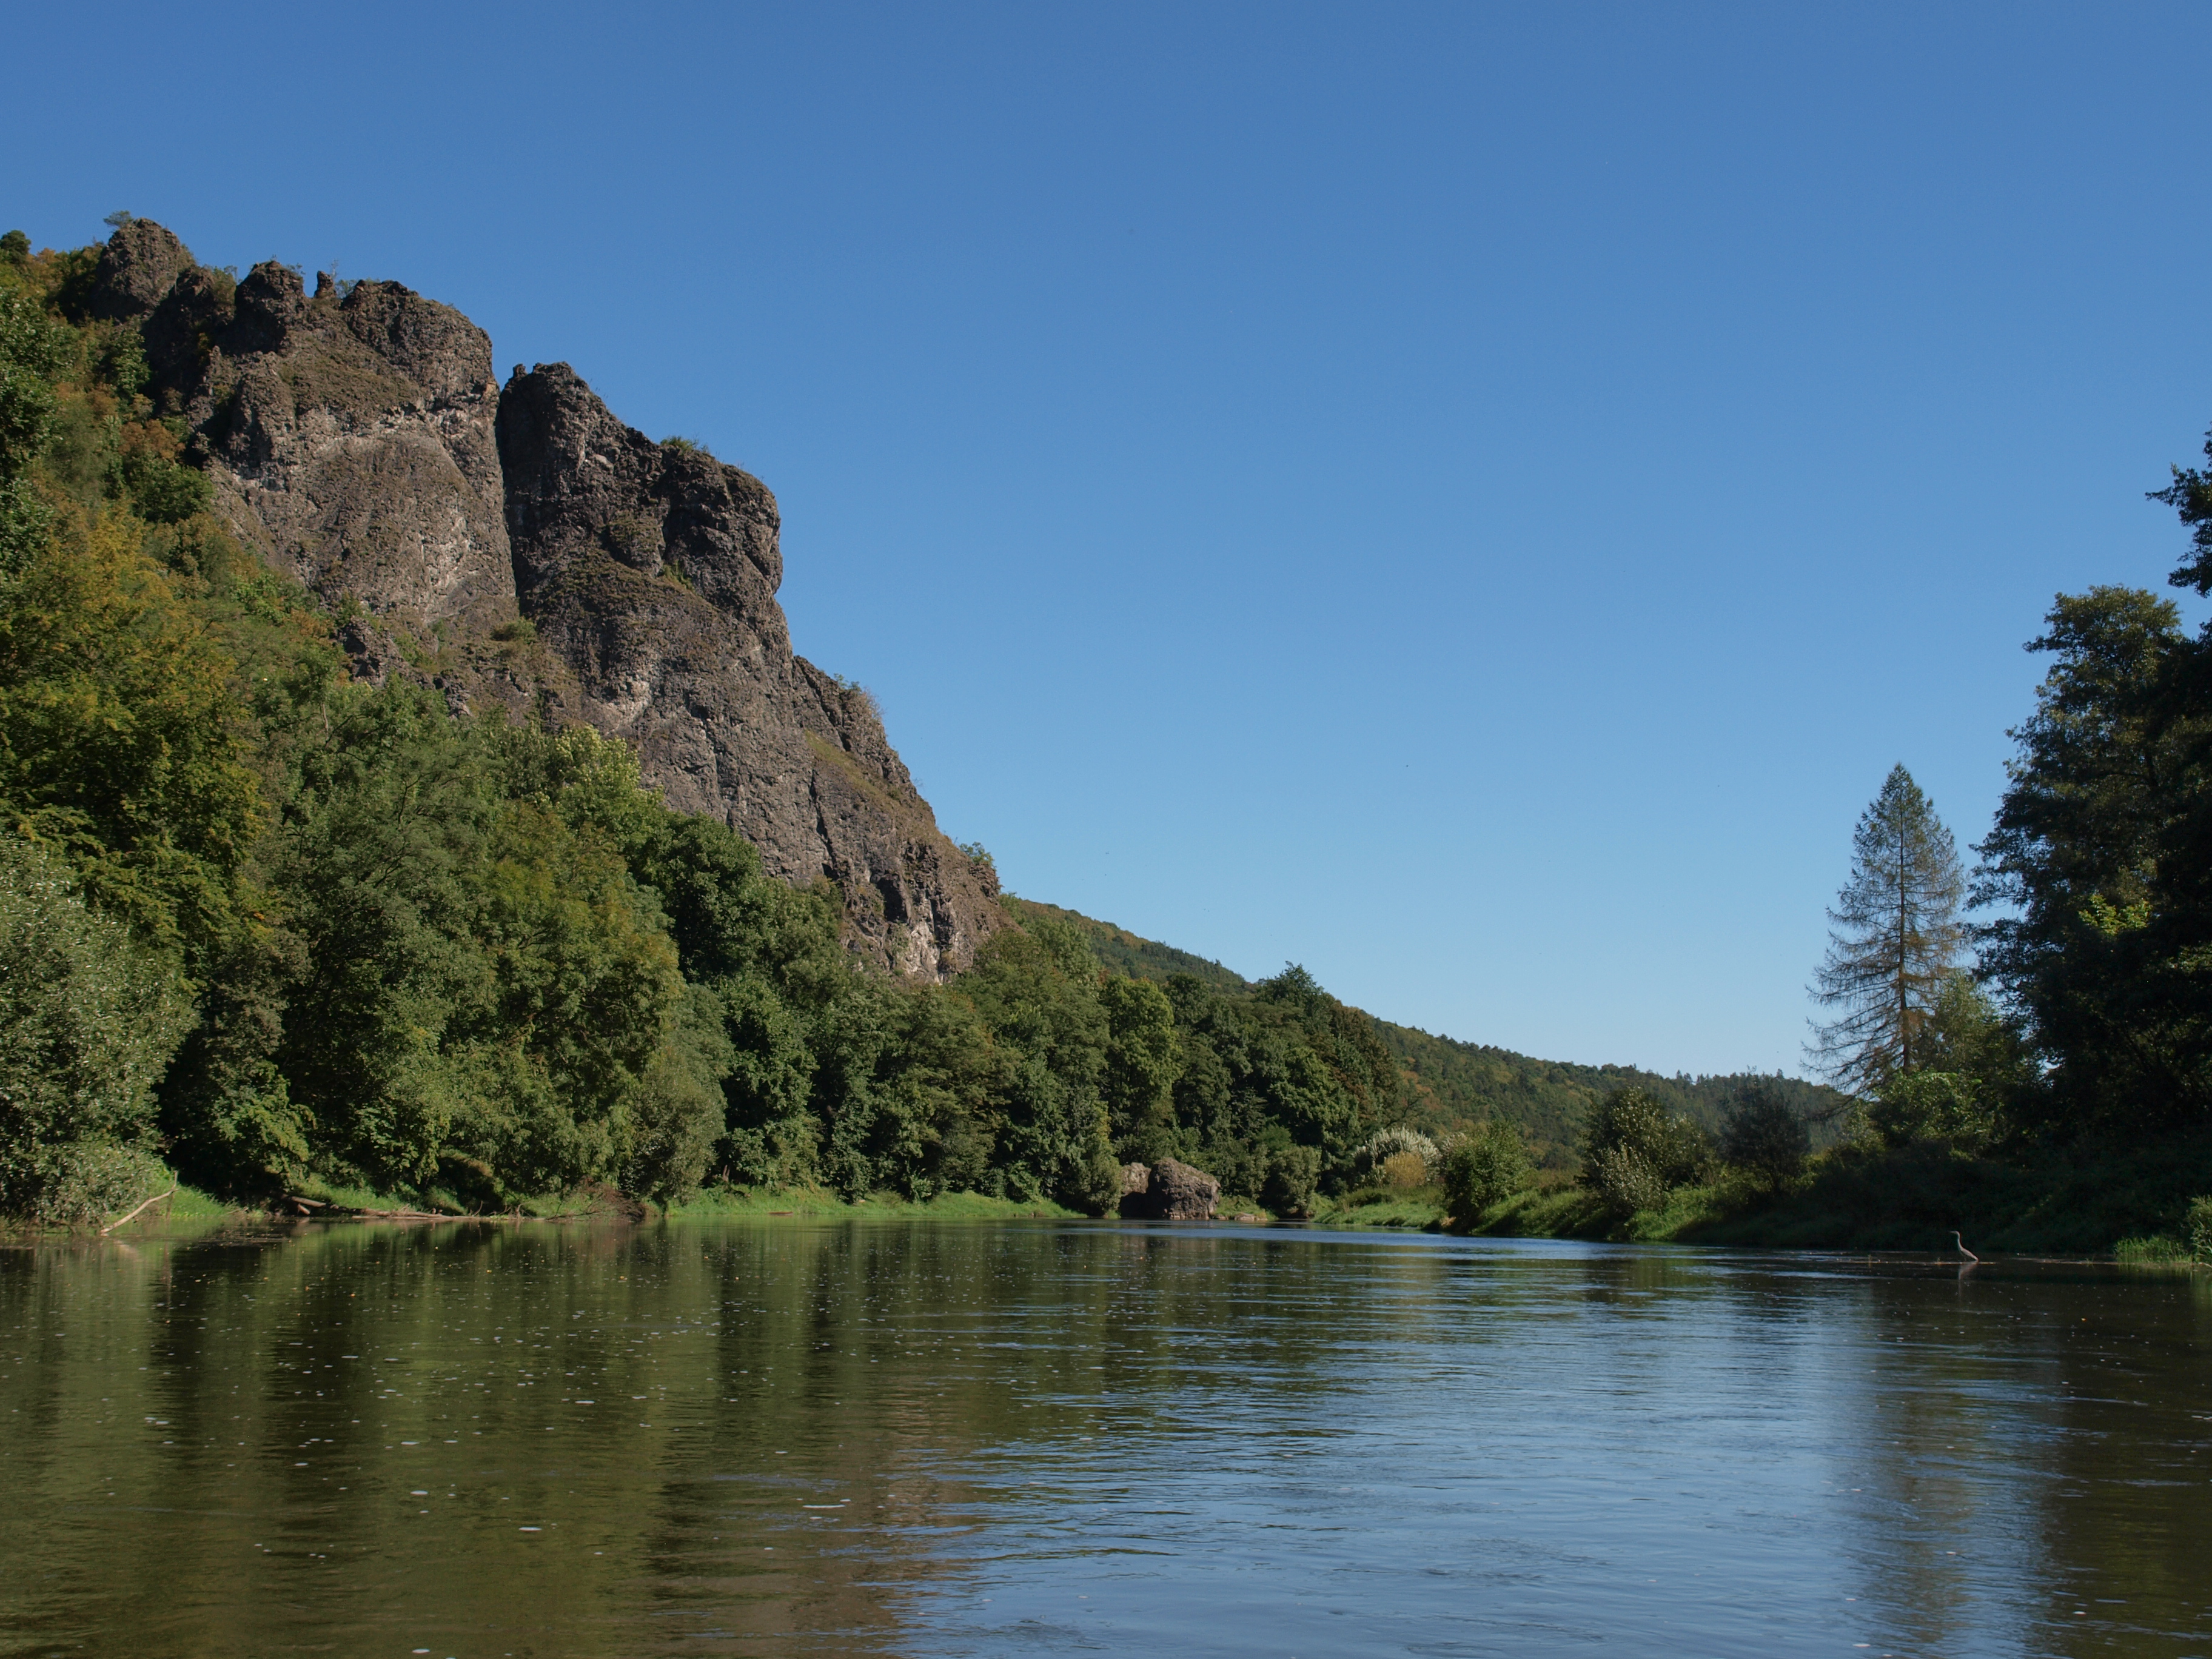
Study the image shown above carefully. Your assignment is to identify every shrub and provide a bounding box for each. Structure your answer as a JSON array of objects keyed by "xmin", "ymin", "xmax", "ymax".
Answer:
[
  {"xmin": 1261, "ymin": 1140, "xmax": 1322, "ymax": 1215},
  {"xmin": 0, "ymin": 839, "xmax": 192, "ymax": 1221},
  {"xmin": 120, "ymin": 452, "xmax": 212, "ymax": 525},
  {"xmin": 1866, "ymin": 1070, "xmax": 1997, "ymax": 1151},
  {"xmin": 1379, "ymin": 1150, "xmax": 1429, "ymax": 1188},
  {"xmin": 1589, "ymin": 1142, "xmax": 1670, "ymax": 1215},
  {"xmin": 1351, "ymin": 1124, "xmax": 1440, "ymax": 1184},
  {"xmin": 2187, "ymin": 1196, "xmax": 2212, "ymax": 1265},
  {"xmin": 1578, "ymin": 1087, "xmax": 1707, "ymax": 1214},
  {"xmin": 1441, "ymin": 1119, "xmax": 1533, "ymax": 1218},
  {"xmin": 1720, "ymin": 1079, "xmax": 1810, "ymax": 1182}
]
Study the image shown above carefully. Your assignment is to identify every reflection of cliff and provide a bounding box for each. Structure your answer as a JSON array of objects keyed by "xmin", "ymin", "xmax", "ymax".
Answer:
[{"xmin": 92, "ymin": 218, "xmax": 1003, "ymax": 977}]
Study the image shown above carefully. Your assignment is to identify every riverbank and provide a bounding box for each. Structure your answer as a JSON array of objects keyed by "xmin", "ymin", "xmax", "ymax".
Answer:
[
  {"xmin": 1292, "ymin": 1133, "xmax": 2212, "ymax": 1262},
  {"xmin": 38, "ymin": 1143, "xmax": 2211, "ymax": 1262},
  {"xmin": 32, "ymin": 1179, "xmax": 1088, "ymax": 1237},
  {"xmin": 1449, "ymin": 1133, "xmax": 2212, "ymax": 1259}
]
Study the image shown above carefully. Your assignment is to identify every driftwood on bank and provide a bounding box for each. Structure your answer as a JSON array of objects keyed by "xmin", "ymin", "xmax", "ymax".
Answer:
[
  {"xmin": 99, "ymin": 1188, "xmax": 176, "ymax": 1236},
  {"xmin": 286, "ymin": 1195, "xmax": 460, "ymax": 1221}
]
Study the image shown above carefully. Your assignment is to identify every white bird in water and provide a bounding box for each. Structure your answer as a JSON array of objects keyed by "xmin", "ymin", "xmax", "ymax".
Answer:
[{"xmin": 1951, "ymin": 1230, "xmax": 1980, "ymax": 1262}]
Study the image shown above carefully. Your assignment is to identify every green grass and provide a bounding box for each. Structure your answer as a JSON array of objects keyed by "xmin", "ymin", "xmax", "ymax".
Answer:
[
  {"xmin": 72, "ymin": 1181, "xmax": 1081, "ymax": 1233},
  {"xmin": 1310, "ymin": 1185, "xmax": 1448, "ymax": 1230},
  {"xmin": 666, "ymin": 1186, "xmax": 1081, "ymax": 1221},
  {"xmin": 2113, "ymin": 1235, "xmax": 2195, "ymax": 1264},
  {"xmin": 164, "ymin": 1184, "xmax": 236, "ymax": 1220},
  {"xmin": 1441, "ymin": 1131, "xmax": 2212, "ymax": 1258},
  {"xmin": 88, "ymin": 1147, "xmax": 2212, "ymax": 1260},
  {"xmin": 1469, "ymin": 1182, "xmax": 1611, "ymax": 1238}
]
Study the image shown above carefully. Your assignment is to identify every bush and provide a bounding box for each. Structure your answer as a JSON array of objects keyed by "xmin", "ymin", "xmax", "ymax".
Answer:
[
  {"xmin": 0, "ymin": 840, "xmax": 192, "ymax": 1221},
  {"xmin": 126, "ymin": 457, "xmax": 212, "ymax": 525},
  {"xmin": 1579, "ymin": 1087, "xmax": 1707, "ymax": 1214},
  {"xmin": 1720, "ymin": 1079, "xmax": 1810, "ymax": 1182},
  {"xmin": 624, "ymin": 984, "xmax": 735, "ymax": 1204},
  {"xmin": 1350, "ymin": 1124, "xmax": 1439, "ymax": 1184},
  {"xmin": 1866, "ymin": 1070, "xmax": 1998, "ymax": 1151},
  {"xmin": 1379, "ymin": 1150, "xmax": 1427, "ymax": 1187},
  {"xmin": 1441, "ymin": 1119, "xmax": 1533, "ymax": 1218},
  {"xmin": 1261, "ymin": 1140, "xmax": 1322, "ymax": 1215},
  {"xmin": 2187, "ymin": 1196, "xmax": 2212, "ymax": 1265}
]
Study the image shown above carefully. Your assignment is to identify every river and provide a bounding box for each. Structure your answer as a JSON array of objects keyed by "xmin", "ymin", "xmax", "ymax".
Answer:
[{"xmin": 2, "ymin": 1219, "xmax": 2207, "ymax": 1657}]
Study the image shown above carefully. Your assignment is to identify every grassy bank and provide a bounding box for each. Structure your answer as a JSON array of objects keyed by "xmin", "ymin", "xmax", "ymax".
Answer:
[
  {"xmin": 1307, "ymin": 1187, "xmax": 1449, "ymax": 1230},
  {"xmin": 65, "ymin": 1150, "xmax": 2211, "ymax": 1261},
  {"xmin": 668, "ymin": 1187, "xmax": 1082, "ymax": 1221},
  {"xmin": 13, "ymin": 1179, "xmax": 1085, "ymax": 1238},
  {"xmin": 1449, "ymin": 1134, "xmax": 2212, "ymax": 1258}
]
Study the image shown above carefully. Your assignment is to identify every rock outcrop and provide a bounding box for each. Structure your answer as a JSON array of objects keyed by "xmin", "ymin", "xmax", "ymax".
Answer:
[
  {"xmin": 1121, "ymin": 1159, "xmax": 1220, "ymax": 1220},
  {"xmin": 495, "ymin": 363, "xmax": 1000, "ymax": 974},
  {"xmin": 96, "ymin": 220, "xmax": 1005, "ymax": 977},
  {"xmin": 89, "ymin": 227, "xmax": 524, "ymax": 682}
]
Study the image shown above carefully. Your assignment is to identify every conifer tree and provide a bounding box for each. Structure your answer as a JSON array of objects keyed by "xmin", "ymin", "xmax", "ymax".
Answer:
[{"xmin": 1808, "ymin": 765, "xmax": 1966, "ymax": 1094}]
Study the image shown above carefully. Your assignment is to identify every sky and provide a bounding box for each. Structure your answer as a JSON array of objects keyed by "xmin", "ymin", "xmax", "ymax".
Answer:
[{"xmin": 13, "ymin": 2, "xmax": 2212, "ymax": 1076}]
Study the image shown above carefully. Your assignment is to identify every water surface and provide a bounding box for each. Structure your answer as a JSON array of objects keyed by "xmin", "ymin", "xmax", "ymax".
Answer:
[{"xmin": 3, "ymin": 1219, "xmax": 2207, "ymax": 1657}]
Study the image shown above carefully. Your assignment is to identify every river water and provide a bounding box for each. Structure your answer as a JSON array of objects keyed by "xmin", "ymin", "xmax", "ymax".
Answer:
[{"xmin": 2, "ymin": 1219, "xmax": 2207, "ymax": 1657}]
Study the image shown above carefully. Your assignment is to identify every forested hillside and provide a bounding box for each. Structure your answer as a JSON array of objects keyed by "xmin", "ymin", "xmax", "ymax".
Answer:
[
  {"xmin": 9, "ymin": 213, "xmax": 2207, "ymax": 1255},
  {"xmin": 0, "ymin": 223, "xmax": 1430, "ymax": 1225},
  {"xmin": 1010, "ymin": 898, "xmax": 1846, "ymax": 1164}
]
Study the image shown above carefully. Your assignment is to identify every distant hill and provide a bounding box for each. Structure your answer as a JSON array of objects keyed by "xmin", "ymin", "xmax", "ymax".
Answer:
[{"xmin": 1009, "ymin": 897, "xmax": 1849, "ymax": 1165}]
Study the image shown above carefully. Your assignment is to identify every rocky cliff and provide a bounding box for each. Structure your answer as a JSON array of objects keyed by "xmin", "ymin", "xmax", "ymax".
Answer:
[{"xmin": 92, "ymin": 218, "xmax": 1004, "ymax": 977}]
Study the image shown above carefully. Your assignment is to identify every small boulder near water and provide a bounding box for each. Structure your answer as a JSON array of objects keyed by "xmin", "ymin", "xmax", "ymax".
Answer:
[
  {"xmin": 1121, "ymin": 1162, "xmax": 1150, "ymax": 1198},
  {"xmin": 1121, "ymin": 1158, "xmax": 1220, "ymax": 1220}
]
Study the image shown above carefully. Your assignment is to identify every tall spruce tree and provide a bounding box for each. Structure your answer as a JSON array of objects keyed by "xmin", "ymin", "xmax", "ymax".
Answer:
[{"xmin": 1808, "ymin": 765, "xmax": 1966, "ymax": 1094}]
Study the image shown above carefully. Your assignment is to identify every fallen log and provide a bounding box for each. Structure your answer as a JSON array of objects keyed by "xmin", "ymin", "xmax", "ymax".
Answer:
[{"xmin": 99, "ymin": 1188, "xmax": 176, "ymax": 1236}]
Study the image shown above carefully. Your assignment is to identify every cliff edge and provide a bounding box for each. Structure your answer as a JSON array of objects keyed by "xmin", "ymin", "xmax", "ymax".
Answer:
[{"xmin": 92, "ymin": 218, "xmax": 1004, "ymax": 977}]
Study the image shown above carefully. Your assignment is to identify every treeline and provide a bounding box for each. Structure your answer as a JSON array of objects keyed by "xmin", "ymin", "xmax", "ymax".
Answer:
[
  {"xmin": 1488, "ymin": 445, "xmax": 2212, "ymax": 1252},
  {"xmin": 1017, "ymin": 899, "xmax": 1848, "ymax": 1164},
  {"xmin": 0, "ymin": 230, "xmax": 1409, "ymax": 1224}
]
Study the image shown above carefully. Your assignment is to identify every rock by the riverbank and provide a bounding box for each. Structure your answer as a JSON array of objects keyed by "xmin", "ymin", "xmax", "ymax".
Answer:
[{"xmin": 1120, "ymin": 1158, "xmax": 1220, "ymax": 1220}]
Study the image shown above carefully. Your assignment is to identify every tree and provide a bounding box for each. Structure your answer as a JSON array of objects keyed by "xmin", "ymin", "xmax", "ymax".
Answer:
[
  {"xmin": 1974, "ymin": 587, "xmax": 2209, "ymax": 1133},
  {"xmin": 1808, "ymin": 765, "xmax": 1966, "ymax": 1094},
  {"xmin": 0, "ymin": 501, "xmax": 269, "ymax": 967},
  {"xmin": 1100, "ymin": 975, "xmax": 1181, "ymax": 1162},
  {"xmin": 1578, "ymin": 1087, "xmax": 1706, "ymax": 1214},
  {"xmin": 1441, "ymin": 1119, "xmax": 1533, "ymax": 1219},
  {"xmin": 0, "ymin": 839, "xmax": 192, "ymax": 1221},
  {"xmin": 0, "ymin": 286, "xmax": 69, "ymax": 578},
  {"xmin": 1718, "ymin": 1078, "xmax": 1809, "ymax": 1183}
]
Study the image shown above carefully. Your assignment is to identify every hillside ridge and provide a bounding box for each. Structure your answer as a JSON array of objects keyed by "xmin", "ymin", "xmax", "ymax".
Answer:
[{"xmin": 1008, "ymin": 896, "xmax": 1847, "ymax": 1161}]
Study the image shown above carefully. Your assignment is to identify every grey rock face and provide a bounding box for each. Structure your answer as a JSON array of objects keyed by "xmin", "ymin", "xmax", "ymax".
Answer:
[
  {"xmin": 103, "ymin": 220, "xmax": 1004, "ymax": 979},
  {"xmin": 496, "ymin": 363, "xmax": 1004, "ymax": 976},
  {"xmin": 192, "ymin": 262, "xmax": 520, "ymax": 669},
  {"xmin": 1127, "ymin": 1159, "xmax": 1220, "ymax": 1220},
  {"xmin": 86, "ymin": 220, "xmax": 195, "ymax": 321}
]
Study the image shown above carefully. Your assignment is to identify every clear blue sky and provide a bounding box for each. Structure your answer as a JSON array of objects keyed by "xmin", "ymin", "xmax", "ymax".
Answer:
[{"xmin": 15, "ymin": 2, "xmax": 2211, "ymax": 1076}]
